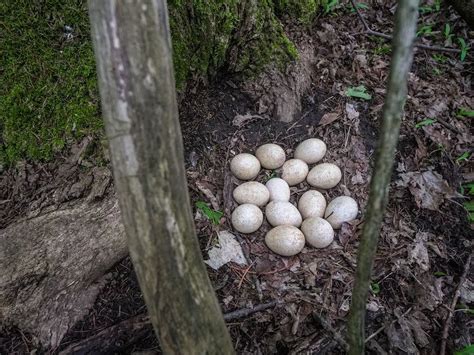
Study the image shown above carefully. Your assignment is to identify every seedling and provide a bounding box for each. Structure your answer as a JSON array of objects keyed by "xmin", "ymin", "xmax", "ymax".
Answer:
[
  {"xmin": 370, "ymin": 282, "xmax": 380, "ymax": 295},
  {"xmin": 374, "ymin": 44, "xmax": 391, "ymax": 55},
  {"xmin": 458, "ymin": 38, "xmax": 469, "ymax": 61},
  {"xmin": 443, "ymin": 23, "xmax": 454, "ymax": 42},
  {"xmin": 432, "ymin": 67, "xmax": 442, "ymax": 76},
  {"xmin": 456, "ymin": 152, "xmax": 470, "ymax": 164},
  {"xmin": 457, "ymin": 107, "xmax": 474, "ymax": 118},
  {"xmin": 455, "ymin": 344, "xmax": 474, "ymax": 355},
  {"xmin": 433, "ymin": 54, "xmax": 448, "ymax": 63},
  {"xmin": 417, "ymin": 25, "xmax": 433, "ymax": 37},
  {"xmin": 346, "ymin": 85, "xmax": 372, "ymax": 100},
  {"xmin": 460, "ymin": 182, "xmax": 474, "ymax": 196},
  {"xmin": 195, "ymin": 201, "xmax": 223, "ymax": 225},
  {"xmin": 415, "ymin": 118, "xmax": 436, "ymax": 128},
  {"xmin": 324, "ymin": 0, "xmax": 339, "ymax": 14},
  {"xmin": 463, "ymin": 200, "xmax": 474, "ymax": 223}
]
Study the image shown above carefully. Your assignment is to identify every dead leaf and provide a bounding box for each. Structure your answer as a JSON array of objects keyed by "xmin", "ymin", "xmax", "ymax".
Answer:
[
  {"xmin": 397, "ymin": 170, "xmax": 462, "ymax": 210},
  {"xmin": 232, "ymin": 113, "xmax": 264, "ymax": 127},
  {"xmin": 205, "ymin": 231, "xmax": 247, "ymax": 270},
  {"xmin": 319, "ymin": 112, "xmax": 339, "ymax": 126},
  {"xmin": 345, "ymin": 103, "xmax": 360, "ymax": 120},
  {"xmin": 195, "ymin": 180, "xmax": 220, "ymax": 211},
  {"xmin": 409, "ymin": 232, "xmax": 430, "ymax": 271}
]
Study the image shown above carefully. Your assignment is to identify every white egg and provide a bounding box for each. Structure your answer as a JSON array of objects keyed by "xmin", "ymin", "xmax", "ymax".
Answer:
[
  {"xmin": 265, "ymin": 178, "xmax": 290, "ymax": 202},
  {"xmin": 298, "ymin": 190, "xmax": 327, "ymax": 219},
  {"xmin": 281, "ymin": 159, "xmax": 309, "ymax": 186},
  {"xmin": 294, "ymin": 138, "xmax": 327, "ymax": 164},
  {"xmin": 301, "ymin": 217, "xmax": 334, "ymax": 248},
  {"xmin": 265, "ymin": 225, "xmax": 305, "ymax": 256},
  {"xmin": 324, "ymin": 196, "xmax": 358, "ymax": 229},
  {"xmin": 307, "ymin": 163, "xmax": 342, "ymax": 189},
  {"xmin": 230, "ymin": 153, "xmax": 261, "ymax": 180},
  {"xmin": 231, "ymin": 204, "xmax": 263, "ymax": 233},
  {"xmin": 255, "ymin": 144, "xmax": 286, "ymax": 169},
  {"xmin": 233, "ymin": 182, "xmax": 270, "ymax": 206},
  {"xmin": 265, "ymin": 201, "xmax": 302, "ymax": 227}
]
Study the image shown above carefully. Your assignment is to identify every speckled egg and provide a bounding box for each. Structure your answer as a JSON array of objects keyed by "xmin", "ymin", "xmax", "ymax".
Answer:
[
  {"xmin": 231, "ymin": 204, "xmax": 263, "ymax": 233},
  {"xmin": 324, "ymin": 196, "xmax": 358, "ymax": 229},
  {"xmin": 307, "ymin": 163, "xmax": 342, "ymax": 189},
  {"xmin": 281, "ymin": 159, "xmax": 309, "ymax": 186},
  {"xmin": 265, "ymin": 201, "xmax": 302, "ymax": 227},
  {"xmin": 265, "ymin": 178, "xmax": 290, "ymax": 202},
  {"xmin": 265, "ymin": 225, "xmax": 305, "ymax": 256},
  {"xmin": 256, "ymin": 144, "xmax": 286, "ymax": 169},
  {"xmin": 301, "ymin": 217, "xmax": 334, "ymax": 248},
  {"xmin": 294, "ymin": 138, "xmax": 327, "ymax": 164},
  {"xmin": 298, "ymin": 190, "xmax": 327, "ymax": 219},
  {"xmin": 233, "ymin": 182, "xmax": 270, "ymax": 206},
  {"xmin": 230, "ymin": 153, "xmax": 261, "ymax": 180}
]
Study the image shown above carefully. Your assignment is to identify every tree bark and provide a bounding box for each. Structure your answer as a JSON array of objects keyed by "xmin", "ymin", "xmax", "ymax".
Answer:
[
  {"xmin": 346, "ymin": 0, "xmax": 419, "ymax": 354},
  {"xmin": 88, "ymin": 1, "xmax": 234, "ymax": 354}
]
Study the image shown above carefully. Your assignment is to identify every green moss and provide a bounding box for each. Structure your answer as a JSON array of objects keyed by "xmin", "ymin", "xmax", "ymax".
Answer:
[
  {"xmin": 0, "ymin": 0, "xmax": 101, "ymax": 164},
  {"xmin": 273, "ymin": 0, "xmax": 321, "ymax": 24}
]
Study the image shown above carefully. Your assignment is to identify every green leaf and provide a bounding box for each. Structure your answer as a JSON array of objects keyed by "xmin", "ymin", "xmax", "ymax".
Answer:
[
  {"xmin": 324, "ymin": 0, "xmax": 339, "ymax": 13},
  {"xmin": 455, "ymin": 344, "xmax": 474, "ymax": 355},
  {"xmin": 417, "ymin": 25, "xmax": 433, "ymax": 37},
  {"xmin": 456, "ymin": 152, "xmax": 470, "ymax": 163},
  {"xmin": 415, "ymin": 118, "xmax": 436, "ymax": 128},
  {"xmin": 458, "ymin": 38, "xmax": 469, "ymax": 61},
  {"xmin": 464, "ymin": 200, "xmax": 474, "ymax": 223},
  {"xmin": 444, "ymin": 23, "xmax": 451, "ymax": 38},
  {"xmin": 195, "ymin": 201, "xmax": 223, "ymax": 225},
  {"xmin": 463, "ymin": 182, "xmax": 474, "ymax": 196},
  {"xmin": 346, "ymin": 85, "xmax": 372, "ymax": 100},
  {"xmin": 434, "ymin": 271, "xmax": 447, "ymax": 277},
  {"xmin": 457, "ymin": 108, "xmax": 474, "ymax": 118},
  {"xmin": 370, "ymin": 282, "xmax": 380, "ymax": 294}
]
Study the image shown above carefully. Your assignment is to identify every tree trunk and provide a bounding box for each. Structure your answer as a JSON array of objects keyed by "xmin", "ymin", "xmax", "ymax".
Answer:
[
  {"xmin": 346, "ymin": 0, "xmax": 419, "ymax": 354},
  {"xmin": 88, "ymin": 1, "xmax": 234, "ymax": 354}
]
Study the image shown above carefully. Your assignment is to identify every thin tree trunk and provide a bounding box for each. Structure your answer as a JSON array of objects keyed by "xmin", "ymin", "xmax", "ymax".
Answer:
[
  {"xmin": 347, "ymin": 1, "xmax": 419, "ymax": 354},
  {"xmin": 88, "ymin": 1, "xmax": 234, "ymax": 354}
]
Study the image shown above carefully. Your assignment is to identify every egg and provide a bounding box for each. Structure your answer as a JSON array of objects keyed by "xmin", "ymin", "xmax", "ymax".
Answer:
[
  {"xmin": 324, "ymin": 196, "xmax": 358, "ymax": 229},
  {"xmin": 301, "ymin": 217, "xmax": 334, "ymax": 248},
  {"xmin": 307, "ymin": 163, "xmax": 342, "ymax": 189},
  {"xmin": 265, "ymin": 178, "xmax": 290, "ymax": 202},
  {"xmin": 256, "ymin": 144, "xmax": 286, "ymax": 169},
  {"xmin": 265, "ymin": 201, "xmax": 302, "ymax": 227},
  {"xmin": 294, "ymin": 138, "xmax": 327, "ymax": 164},
  {"xmin": 265, "ymin": 225, "xmax": 305, "ymax": 256},
  {"xmin": 231, "ymin": 204, "xmax": 263, "ymax": 233},
  {"xmin": 230, "ymin": 153, "xmax": 261, "ymax": 180},
  {"xmin": 281, "ymin": 159, "xmax": 309, "ymax": 186},
  {"xmin": 298, "ymin": 190, "xmax": 326, "ymax": 219},
  {"xmin": 233, "ymin": 182, "xmax": 270, "ymax": 206}
]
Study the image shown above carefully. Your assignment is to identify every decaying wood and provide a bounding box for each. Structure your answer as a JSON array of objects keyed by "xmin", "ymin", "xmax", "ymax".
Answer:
[
  {"xmin": 0, "ymin": 193, "xmax": 127, "ymax": 347},
  {"xmin": 347, "ymin": 1, "xmax": 420, "ymax": 354},
  {"xmin": 88, "ymin": 0, "xmax": 234, "ymax": 354}
]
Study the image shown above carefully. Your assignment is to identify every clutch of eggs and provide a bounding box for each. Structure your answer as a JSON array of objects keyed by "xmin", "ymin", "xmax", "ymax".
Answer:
[{"xmin": 228, "ymin": 139, "xmax": 358, "ymax": 256}]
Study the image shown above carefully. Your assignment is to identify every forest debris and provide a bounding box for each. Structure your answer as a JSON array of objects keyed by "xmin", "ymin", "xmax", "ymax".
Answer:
[
  {"xmin": 319, "ymin": 112, "xmax": 339, "ymax": 126},
  {"xmin": 409, "ymin": 232, "xmax": 430, "ymax": 271},
  {"xmin": 345, "ymin": 103, "xmax": 360, "ymax": 120},
  {"xmin": 233, "ymin": 113, "xmax": 263, "ymax": 127},
  {"xmin": 195, "ymin": 180, "xmax": 220, "ymax": 211},
  {"xmin": 397, "ymin": 170, "xmax": 462, "ymax": 210},
  {"xmin": 385, "ymin": 308, "xmax": 417, "ymax": 354},
  {"xmin": 205, "ymin": 231, "xmax": 247, "ymax": 270}
]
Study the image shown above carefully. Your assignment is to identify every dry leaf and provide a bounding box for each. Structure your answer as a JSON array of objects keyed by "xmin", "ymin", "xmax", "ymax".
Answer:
[
  {"xmin": 205, "ymin": 231, "xmax": 247, "ymax": 270},
  {"xmin": 319, "ymin": 112, "xmax": 339, "ymax": 126}
]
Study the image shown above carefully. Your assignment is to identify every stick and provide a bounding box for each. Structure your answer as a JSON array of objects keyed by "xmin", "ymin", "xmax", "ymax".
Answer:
[
  {"xmin": 312, "ymin": 312, "xmax": 349, "ymax": 352},
  {"xmin": 350, "ymin": 0, "xmax": 462, "ymax": 54},
  {"xmin": 224, "ymin": 301, "xmax": 278, "ymax": 321},
  {"xmin": 365, "ymin": 307, "xmax": 412, "ymax": 343},
  {"xmin": 440, "ymin": 253, "xmax": 472, "ymax": 355}
]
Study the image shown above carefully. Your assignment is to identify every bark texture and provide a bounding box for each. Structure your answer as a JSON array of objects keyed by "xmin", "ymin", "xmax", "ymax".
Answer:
[
  {"xmin": 0, "ymin": 193, "xmax": 127, "ymax": 347},
  {"xmin": 346, "ymin": 0, "xmax": 419, "ymax": 354},
  {"xmin": 88, "ymin": 1, "xmax": 234, "ymax": 354}
]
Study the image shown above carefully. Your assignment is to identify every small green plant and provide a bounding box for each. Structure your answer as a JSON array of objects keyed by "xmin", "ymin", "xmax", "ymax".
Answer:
[
  {"xmin": 346, "ymin": 85, "xmax": 372, "ymax": 100},
  {"xmin": 458, "ymin": 38, "xmax": 469, "ymax": 61},
  {"xmin": 460, "ymin": 182, "xmax": 474, "ymax": 196},
  {"xmin": 457, "ymin": 108, "xmax": 474, "ymax": 118},
  {"xmin": 454, "ymin": 344, "xmax": 474, "ymax": 355},
  {"xmin": 374, "ymin": 44, "xmax": 391, "ymax": 55},
  {"xmin": 464, "ymin": 200, "xmax": 474, "ymax": 223},
  {"xmin": 434, "ymin": 271, "xmax": 447, "ymax": 277},
  {"xmin": 370, "ymin": 282, "xmax": 380, "ymax": 295},
  {"xmin": 195, "ymin": 201, "xmax": 224, "ymax": 225},
  {"xmin": 443, "ymin": 23, "xmax": 454, "ymax": 42},
  {"xmin": 432, "ymin": 67, "xmax": 442, "ymax": 76},
  {"xmin": 415, "ymin": 118, "xmax": 436, "ymax": 128},
  {"xmin": 433, "ymin": 54, "xmax": 448, "ymax": 63},
  {"xmin": 417, "ymin": 24, "xmax": 433, "ymax": 37},
  {"xmin": 456, "ymin": 152, "xmax": 470, "ymax": 164},
  {"xmin": 324, "ymin": 0, "xmax": 339, "ymax": 14},
  {"xmin": 419, "ymin": 0, "xmax": 440, "ymax": 13},
  {"xmin": 349, "ymin": 2, "xmax": 369, "ymax": 12}
]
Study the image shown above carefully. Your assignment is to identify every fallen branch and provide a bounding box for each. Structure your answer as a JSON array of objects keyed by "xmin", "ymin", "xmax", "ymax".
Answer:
[
  {"xmin": 224, "ymin": 301, "xmax": 278, "ymax": 321},
  {"xmin": 350, "ymin": 0, "xmax": 462, "ymax": 54},
  {"xmin": 440, "ymin": 253, "xmax": 472, "ymax": 355}
]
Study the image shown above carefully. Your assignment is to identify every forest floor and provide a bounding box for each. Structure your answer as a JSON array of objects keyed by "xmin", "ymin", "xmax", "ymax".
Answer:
[{"xmin": 1, "ymin": 1, "xmax": 473, "ymax": 354}]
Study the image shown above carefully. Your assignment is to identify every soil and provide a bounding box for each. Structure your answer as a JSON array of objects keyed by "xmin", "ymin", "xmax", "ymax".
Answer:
[{"xmin": 1, "ymin": 2, "xmax": 473, "ymax": 354}]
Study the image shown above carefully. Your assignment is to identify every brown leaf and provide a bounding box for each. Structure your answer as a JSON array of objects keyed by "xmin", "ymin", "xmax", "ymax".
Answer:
[{"xmin": 318, "ymin": 112, "xmax": 339, "ymax": 126}]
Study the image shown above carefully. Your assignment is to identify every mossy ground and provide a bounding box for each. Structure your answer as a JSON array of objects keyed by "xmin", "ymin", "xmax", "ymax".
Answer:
[{"xmin": 1, "ymin": 0, "xmax": 323, "ymax": 165}]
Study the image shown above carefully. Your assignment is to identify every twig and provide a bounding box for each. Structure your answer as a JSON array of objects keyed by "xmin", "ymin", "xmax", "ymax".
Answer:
[
  {"xmin": 350, "ymin": 0, "xmax": 462, "ymax": 54},
  {"xmin": 435, "ymin": 117, "xmax": 463, "ymax": 135},
  {"xmin": 440, "ymin": 253, "xmax": 472, "ymax": 355},
  {"xmin": 312, "ymin": 312, "xmax": 349, "ymax": 352},
  {"xmin": 365, "ymin": 307, "xmax": 412, "ymax": 343},
  {"xmin": 223, "ymin": 301, "xmax": 278, "ymax": 321}
]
